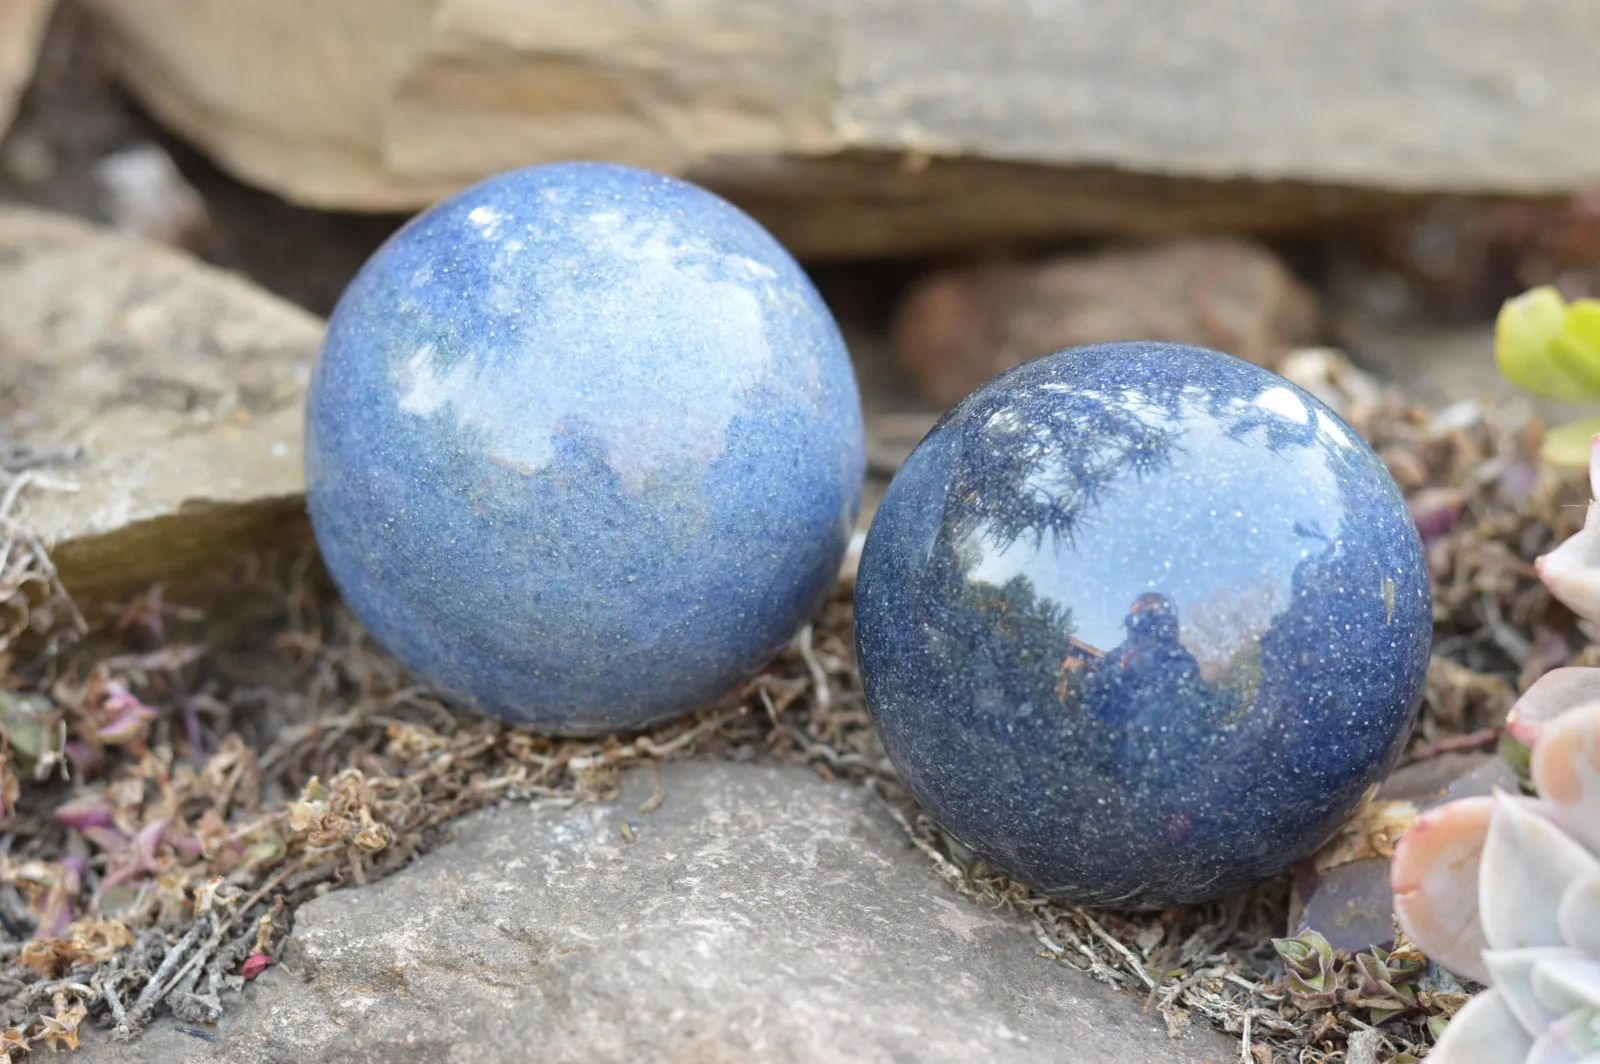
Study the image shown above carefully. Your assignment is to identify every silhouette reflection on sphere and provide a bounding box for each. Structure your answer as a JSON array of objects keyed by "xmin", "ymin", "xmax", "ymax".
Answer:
[{"xmin": 854, "ymin": 341, "xmax": 1431, "ymax": 909}]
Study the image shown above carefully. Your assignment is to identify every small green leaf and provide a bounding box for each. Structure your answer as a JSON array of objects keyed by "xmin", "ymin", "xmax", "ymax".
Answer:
[
  {"xmin": 1496, "ymin": 286, "xmax": 1600, "ymax": 402},
  {"xmin": 1552, "ymin": 302, "xmax": 1600, "ymax": 394},
  {"xmin": 1540, "ymin": 418, "xmax": 1600, "ymax": 468},
  {"xmin": 1273, "ymin": 931, "xmax": 1334, "ymax": 978},
  {"xmin": 0, "ymin": 692, "xmax": 53, "ymax": 770},
  {"xmin": 1273, "ymin": 931, "xmax": 1342, "ymax": 1010},
  {"xmin": 239, "ymin": 831, "xmax": 287, "ymax": 869},
  {"xmin": 1499, "ymin": 732, "xmax": 1535, "ymax": 793}
]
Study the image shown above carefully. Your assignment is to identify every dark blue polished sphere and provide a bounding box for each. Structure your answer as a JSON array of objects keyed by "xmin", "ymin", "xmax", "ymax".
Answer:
[
  {"xmin": 306, "ymin": 162, "xmax": 864, "ymax": 735},
  {"xmin": 854, "ymin": 342, "xmax": 1430, "ymax": 909}
]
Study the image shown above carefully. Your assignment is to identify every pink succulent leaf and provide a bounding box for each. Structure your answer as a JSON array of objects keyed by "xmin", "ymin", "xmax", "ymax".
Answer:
[
  {"xmin": 1485, "ymin": 948, "xmax": 1584, "ymax": 1038},
  {"xmin": 132, "ymin": 818, "xmax": 167, "ymax": 868},
  {"xmin": 1522, "ymin": 632, "xmax": 1575, "ymax": 690},
  {"xmin": 240, "ymin": 953, "xmax": 271, "ymax": 980},
  {"xmin": 1531, "ymin": 704, "xmax": 1600, "ymax": 854},
  {"xmin": 1410, "ymin": 487, "xmax": 1466, "ymax": 543},
  {"xmin": 1531, "ymin": 953, "xmax": 1600, "ymax": 1022},
  {"xmin": 36, "ymin": 906, "xmax": 71, "ymax": 940},
  {"xmin": 79, "ymin": 826, "xmax": 124, "ymax": 853},
  {"xmin": 170, "ymin": 833, "xmax": 204, "ymax": 856},
  {"xmin": 64, "ymin": 741, "xmax": 101, "ymax": 774},
  {"xmin": 1427, "ymin": 989, "xmax": 1534, "ymax": 1063},
  {"xmin": 1509, "ymin": 669, "xmax": 1600, "ymax": 749},
  {"xmin": 1526, "ymin": 1007, "xmax": 1600, "ymax": 1064},
  {"xmin": 101, "ymin": 681, "xmax": 148, "ymax": 713},
  {"xmin": 1559, "ymin": 872, "xmax": 1600, "ymax": 957},
  {"xmin": 98, "ymin": 817, "xmax": 168, "ymax": 892},
  {"xmin": 1526, "ymin": 1032, "xmax": 1580, "ymax": 1064},
  {"xmin": 1392, "ymin": 795, "xmax": 1494, "ymax": 982},
  {"xmin": 1501, "ymin": 459, "xmax": 1541, "ymax": 503},
  {"xmin": 1590, "ymin": 431, "xmax": 1600, "ymax": 501},
  {"xmin": 96, "ymin": 682, "xmax": 159, "ymax": 744},
  {"xmin": 52, "ymin": 794, "xmax": 115, "ymax": 831},
  {"xmin": 1537, "ymin": 501, "xmax": 1600, "ymax": 626},
  {"xmin": 1481, "ymin": 793, "xmax": 1600, "ymax": 952}
]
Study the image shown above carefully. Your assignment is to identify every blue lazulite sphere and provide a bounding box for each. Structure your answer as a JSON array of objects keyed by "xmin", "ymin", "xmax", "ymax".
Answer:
[
  {"xmin": 854, "ymin": 342, "xmax": 1430, "ymax": 909},
  {"xmin": 306, "ymin": 162, "xmax": 864, "ymax": 735}
]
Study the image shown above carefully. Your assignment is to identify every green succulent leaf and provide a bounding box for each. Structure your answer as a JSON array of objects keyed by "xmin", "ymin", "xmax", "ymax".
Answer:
[
  {"xmin": 1284, "ymin": 974, "xmax": 1338, "ymax": 1011},
  {"xmin": 239, "ymin": 831, "xmax": 288, "ymax": 868},
  {"xmin": 1366, "ymin": 1004, "xmax": 1406, "ymax": 1026},
  {"xmin": 1273, "ymin": 931, "xmax": 1342, "ymax": 1010},
  {"xmin": 1349, "ymin": 948, "xmax": 1420, "ymax": 1024},
  {"xmin": 0, "ymin": 693, "xmax": 48, "ymax": 758},
  {"xmin": 1499, "ymin": 731, "xmax": 1536, "ymax": 793},
  {"xmin": 1540, "ymin": 418, "xmax": 1600, "ymax": 468},
  {"xmin": 1496, "ymin": 286, "xmax": 1600, "ymax": 402},
  {"xmin": 1273, "ymin": 931, "xmax": 1334, "ymax": 978},
  {"xmin": 1553, "ymin": 302, "xmax": 1600, "ymax": 392},
  {"xmin": 1373, "ymin": 944, "xmax": 1425, "ymax": 987}
]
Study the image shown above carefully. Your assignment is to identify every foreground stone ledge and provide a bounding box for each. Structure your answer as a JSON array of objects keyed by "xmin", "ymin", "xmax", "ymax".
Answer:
[
  {"xmin": 1, "ymin": 207, "xmax": 322, "ymax": 605},
  {"xmin": 76, "ymin": 762, "xmax": 1235, "ymax": 1063},
  {"xmin": 0, "ymin": 0, "xmax": 55, "ymax": 137}
]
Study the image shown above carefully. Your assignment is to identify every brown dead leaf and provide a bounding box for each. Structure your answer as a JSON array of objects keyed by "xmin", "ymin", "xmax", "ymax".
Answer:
[
  {"xmin": 35, "ymin": 993, "xmax": 85, "ymax": 1051},
  {"xmin": 16, "ymin": 940, "xmax": 70, "ymax": 980},
  {"xmin": 63, "ymin": 916, "xmax": 134, "ymax": 967},
  {"xmin": 1313, "ymin": 796, "xmax": 1419, "ymax": 875},
  {"xmin": 0, "ymin": 726, "xmax": 18, "ymax": 818},
  {"xmin": 19, "ymin": 916, "xmax": 135, "ymax": 977}
]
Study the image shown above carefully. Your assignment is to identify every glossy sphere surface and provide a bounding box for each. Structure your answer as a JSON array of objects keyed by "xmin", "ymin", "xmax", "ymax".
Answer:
[
  {"xmin": 855, "ymin": 342, "xmax": 1430, "ymax": 909},
  {"xmin": 307, "ymin": 162, "xmax": 864, "ymax": 734}
]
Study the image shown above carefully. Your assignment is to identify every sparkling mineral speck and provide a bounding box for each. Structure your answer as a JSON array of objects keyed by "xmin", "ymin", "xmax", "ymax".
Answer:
[
  {"xmin": 854, "ymin": 341, "xmax": 1431, "ymax": 909},
  {"xmin": 306, "ymin": 161, "xmax": 864, "ymax": 735}
]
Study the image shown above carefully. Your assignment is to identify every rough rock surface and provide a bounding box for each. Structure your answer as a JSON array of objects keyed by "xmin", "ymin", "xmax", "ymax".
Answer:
[
  {"xmin": 79, "ymin": 0, "xmax": 1600, "ymax": 257},
  {"xmin": 0, "ymin": 207, "xmax": 322, "ymax": 602},
  {"xmin": 891, "ymin": 239, "xmax": 1315, "ymax": 408},
  {"xmin": 76, "ymin": 763, "xmax": 1234, "ymax": 1063},
  {"xmin": 1377, "ymin": 752, "xmax": 1500, "ymax": 808}
]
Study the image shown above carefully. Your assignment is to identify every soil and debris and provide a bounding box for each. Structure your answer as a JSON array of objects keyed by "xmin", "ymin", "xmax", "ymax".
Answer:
[{"xmin": 0, "ymin": 369, "xmax": 1588, "ymax": 1062}]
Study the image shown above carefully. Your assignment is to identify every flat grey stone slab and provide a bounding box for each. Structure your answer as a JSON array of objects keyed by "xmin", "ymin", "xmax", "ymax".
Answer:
[{"xmin": 78, "ymin": 762, "xmax": 1236, "ymax": 1063}]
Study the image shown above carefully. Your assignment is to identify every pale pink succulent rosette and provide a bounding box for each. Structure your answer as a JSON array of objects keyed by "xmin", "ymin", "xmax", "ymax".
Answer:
[{"xmin": 1391, "ymin": 435, "xmax": 1600, "ymax": 1063}]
